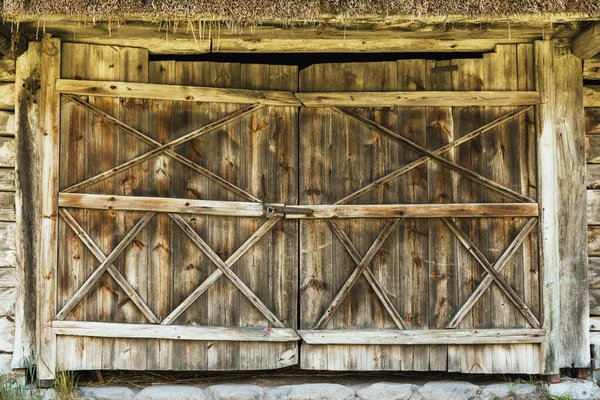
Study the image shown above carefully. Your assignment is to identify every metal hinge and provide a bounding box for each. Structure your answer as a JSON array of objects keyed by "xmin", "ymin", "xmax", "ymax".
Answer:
[{"xmin": 264, "ymin": 204, "xmax": 314, "ymax": 218}]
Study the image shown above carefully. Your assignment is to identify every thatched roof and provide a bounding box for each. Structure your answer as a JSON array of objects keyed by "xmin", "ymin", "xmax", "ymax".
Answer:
[{"xmin": 2, "ymin": 0, "xmax": 600, "ymax": 22}]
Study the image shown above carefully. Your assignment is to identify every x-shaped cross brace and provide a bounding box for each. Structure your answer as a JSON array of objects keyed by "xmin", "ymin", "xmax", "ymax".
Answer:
[
  {"xmin": 314, "ymin": 218, "xmax": 400, "ymax": 329},
  {"xmin": 163, "ymin": 215, "xmax": 283, "ymax": 326},
  {"xmin": 443, "ymin": 217, "xmax": 540, "ymax": 328},
  {"xmin": 58, "ymin": 209, "xmax": 159, "ymax": 323},
  {"xmin": 333, "ymin": 106, "xmax": 535, "ymax": 206},
  {"xmin": 62, "ymin": 94, "xmax": 263, "ymax": 203},
  {"xmin": 56, "ymin": 211, "xmax": 156, "ymax": 321}
]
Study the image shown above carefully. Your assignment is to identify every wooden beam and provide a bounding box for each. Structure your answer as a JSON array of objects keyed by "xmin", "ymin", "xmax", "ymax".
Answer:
[
  {"xmin": 37, "ymin": 36, "xmax": 60, "ymax": 381},
  {"xmin": 298, "ymin": 329, "xmax": 546, "ymax": 345},
  {"xmin": 12, "ymin": 41, "xmax": 41, "ymax": 369},
  {"xmin": 573, "ymin": 22, "xmax": 600, "ymax": 59},
  {"xmin": 589, "ymin": 190, "xmax": 600, "ymax": 224},
  {"xmin": 52, "ymin": 321, "xmax": 300, "ymax": 342},
  {"xmin": 56, "ymin": 79, "xmax": 301, "ymax": 106},
  {"xmin": 59, "ymin": 193, "xmax": 264, "ymax": 217},
  {"xmin": 584, "ymin": 86, "xmax": 600, "ymax": 107},
  {"xmin": 58, "ymin": 193, "xmax": 539, "ymax": 218},
  {"xmin": 297, "ymin": 91, "xmax": 540, "ymax": 107},
  {"xmin": 535, "ymin": 39, "xmax": 561, "ymax": 375}
]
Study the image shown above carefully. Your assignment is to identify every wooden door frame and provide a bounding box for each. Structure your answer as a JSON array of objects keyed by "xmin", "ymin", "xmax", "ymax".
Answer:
[{"xmin": 30, "ymin": 37, "xmax": 587, "ymax": 379}]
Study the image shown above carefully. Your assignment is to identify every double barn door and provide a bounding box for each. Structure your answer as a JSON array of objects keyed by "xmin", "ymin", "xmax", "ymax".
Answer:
[{"xmin": 45, "ymin": 42, "xmax": 543, "ymax": 375}]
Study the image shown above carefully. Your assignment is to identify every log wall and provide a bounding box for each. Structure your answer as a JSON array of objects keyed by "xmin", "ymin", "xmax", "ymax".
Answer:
[{"xmin": 0, "ymin": 57, "xmax": 16, "ymax": 374}]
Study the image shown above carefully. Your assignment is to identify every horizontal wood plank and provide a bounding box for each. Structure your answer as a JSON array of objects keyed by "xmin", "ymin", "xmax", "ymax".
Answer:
[
  {"xmin": 0, "ymin": 138, "xmax": 14, "ymax": 168},
  {"xmin": 0, "ymin": 267, "xmax": 14, "ymax": 287},
  {"xmin": 56, "ymin": 79, "xmax": 301, "ymax": 107},
  {"xmin": 572, "ymin": 22, "xmax": 600, "ymax": 59},
  {"xmin": 52, "ymin": 321, "xmax": 300, "ymax": 342},
  {"xmin": 58, "ymin": 194, "xmax": 539, "ymax": 218},
  {"xmin": 0, "ymin": 59, "xmax": 15, "ymax": 83},
  {"xmin": 585, "ymin": 86, "xmax": 600, "ymax": 107},
  {"xmin": 590, "ymin": 227, "xmax": 600, "ymax": 256},
  {"xmin": 588, "ymin": 257, "xmax": 600, "ymax": 288},
  {"xmin": 297, "ymin": 91, "xmax": 540, "ymax": 107},
  {"xmin": 59, "ymin": 193, "xmax": 265, "ymax": 216},
  {"xmin": 0, "ymin": 316, "xmax": 14, "ymax": 352},
  {"xmin": 586, "ymin": 109, "xmax": 600, "ymax": 135},
  {"xmin": 590, "ymin": 289, "xmax": 600, "ymax": 316},
  {"xmin": 588, "ymin": 135, "xmax": 600, "ymax": 163},
  {"xmin": 0, "ymin": 84, "xmax": 14, "ymax": 111},
  {"xmin": 589, "ymin": 316, "xmax": 600, "ymax": 331},
  {"xmin": 0, "ymin": 286, "xmax": 14, "ymax": 316},
  {"xmin": 0, "ymin": 111, "xmax": 14, "ymax": 134},
  {"xmin": 588, "ymin": 190, "xmax": 600, "ymax": 224},
  {"xmin": 588, "ymin": 164, "xmax": 600, "ymax": 188},
  {"xmin": 584, "ymin": 59, "xmax": 600, "ymax": 81},
  {"xmin": 298, "ymin": 329, "xmax": 546, "ymax": 345}
]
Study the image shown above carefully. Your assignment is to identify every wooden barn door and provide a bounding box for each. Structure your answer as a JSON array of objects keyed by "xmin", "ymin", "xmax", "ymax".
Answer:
[
  {"xmin": 49, "ymin": 42, "xmax": 300, "ymax": 373},
  {"xmin": 297, "ymin": 48, "xmax": 544, "ymax": 373}
]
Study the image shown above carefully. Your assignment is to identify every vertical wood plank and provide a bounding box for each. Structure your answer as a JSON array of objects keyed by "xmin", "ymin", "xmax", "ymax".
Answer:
[
  {"xmin": 554, "ymin": 46, "xmax": 589, "ymax": 368},
  {"xmin": 426, "ymin": 59, "xmax": 454, "ymax": 371},
  {"xmin": 535, "ymin": 39, "xmax": 561, "ymax": 375},
  {"xmin": 37, "ymin": 36, "xmax": 61, "ymax": 381},
  {"xmin": 13, "ymin": 42, "xmax": 41, "ymax": 368}
]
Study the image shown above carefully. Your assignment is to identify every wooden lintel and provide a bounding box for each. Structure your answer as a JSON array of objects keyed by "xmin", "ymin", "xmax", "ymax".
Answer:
[
  {"xmin": 298, "ymin": 91, "xmax": 541, "ymax": 107},
  {"xmin": 573, "ymin": 22, "xmax": 600, "ymax": 59},
  {"xmin": 52, "ymin": 321, "xmax": 300, "ymax": 342},
  {"xmin": 59, "ymin": 193, "xmax": 539, "ymax": 218},
  {"xmin": 298, "ymin": 329, "xmax": 546, "ymax": 345},
  {"xmin": 56, "ymin": 79, "xmax": 301, "ymax": 106}
]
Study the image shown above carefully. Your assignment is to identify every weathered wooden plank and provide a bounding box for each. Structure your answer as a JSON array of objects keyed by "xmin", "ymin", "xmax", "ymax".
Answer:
[
  {"xmin": 554, "ymin": 47, "xmax": 589, "ymax": 368},
  {"xmin": 0, "ymin": 267, "xmax": 15, "ymax": 287},
  {"xmin": 584, "ymin": 86, "xmax": 600, "ymax": 107},
  {"xmin": 0, "ymin": 286, "xmax": 14, "ymax": 316},
  {"xmin": 0, "ymin": 59, "xmax": 15, "ymax": 82},
  {"xmin": 589, "ymin": 289, "xmax": 600, "ymax": 315},
  {"xmin": 589, "ymin": 316, "xmax": 600, "ymax": 330},
  {"xmin": 0, "ymin": 111, "xmax": 15, "ymax": 134},
  {"xmin": 58, "ymin": 193, "xmax": 538, "ymax": 218},
  {"xmin": 0, "ymin": 83, "xmax": 15, "ymax": 110},
  {"xmin": 0, "ymin": 192, "xmax": 15, "ymax": 221},
  {"xmin": 584, "ymin": 58, "xmax": 600, "ymax": 80},
  {"xmin": 299, "ymin": 329, "xmax": 546, "ymax": 345},
  {"xmin": 587, "ymin": 164, "xmax": 600, "ymax": 189},
  {"xmin": 36, "ymin": 37, "xmax": 61, "ymax": 381},
  {"xmin": 586, "ymin": 109, "xmax": 600, "ymax": 135},
  {"xmin": 53, "ymin": 321, "xmax": 300, "ymax": 342},
  {"xmin": 56, "ymin": 79, "xmax": 301, "ymax": 106},
  {"xmin": 587, "ymin": 135, "xmax": 600, "ymax": 163},
  {"xmin": 297, "ymin": 91, "xmax": 540, "ymax": 107},
  {"xmin": 589, "ymin": 190, "xmax": 600, "ymax": 224},
  {"xmin": 0, "ymin": 137, "xmax": 14, "ymax": 167},
  {"xmin": 590, "ymin": 227, "xmax": 600, "ymax": 256},
  {"xmin": 0, "ymin": 169, "xmax": 14, "ymax": 191},
  {"xmin": 535, "ymin": 39, "xmax": 561, "ymax": 375},
  {"xmin": 572, "ymin": 22, "xmax": 600, "ymax": 59},
  {"xmin": 588, "ymin": 257, "xmax": 600, "ymax": 288},
  {"xmin": 13, "ymin": 42, "xmax": 41, "ymax": 369},
  {"xmin": 0, "ymin": 316, "xmax": 14, "ymax": 352}
]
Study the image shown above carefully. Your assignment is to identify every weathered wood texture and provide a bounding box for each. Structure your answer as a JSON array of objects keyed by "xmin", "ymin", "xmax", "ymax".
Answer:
[
  {"xmin": 299, "ymin": 46, "xmax": 541, "ymax": 373},
  {"xmin": 553, "ymin": 47, "xmax": 589, "ymax": 368},
  {"xmin": 13, "ymin": 43, "xmax": 40, "ymax": 369},
  {"xmin": 573, "ymin": 22, "xmax": 600, "ymax": 60},
  {"xmin": 584, "ymin": 58, "xmax": 600, "ymax": 80},
  {"xmin": 54, "ymin": 43, "xmax": 299, "ymax": 372}
]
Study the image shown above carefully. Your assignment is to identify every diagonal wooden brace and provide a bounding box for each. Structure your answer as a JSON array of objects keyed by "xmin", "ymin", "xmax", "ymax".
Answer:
[
  {"xmin": 168, "ymin": 214, "xmax": 285, "ymax": 327},
  {"xmin": 314, "ymin": 219, "xmax": 400, "ymax": 329},
  {"xmin": 59, "ymin": 209, "xmax": 160, "ymax": 324},
  {"xmin": 63, "ymin": 94, "xmax": 262, "ymax": 202},
  {"xmin": 443, "ymin": 217, "xmax": 540, "ymax": 329},
  {"xmin": 327, "ymin": 219, "xmax": 408, "ymax": 330},
  {"xmin": 334, "ymin": 106, "xmax": 534, "ymax": 205},
  {"xmin": 56, "ymin": 212, "xmax": 156, "ymax": 320}
]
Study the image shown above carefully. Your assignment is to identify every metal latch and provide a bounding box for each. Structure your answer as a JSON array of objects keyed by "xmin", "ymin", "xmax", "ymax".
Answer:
[{"xmin": 264, "ymin": 204, "xmax": 314, "ymax": 218}]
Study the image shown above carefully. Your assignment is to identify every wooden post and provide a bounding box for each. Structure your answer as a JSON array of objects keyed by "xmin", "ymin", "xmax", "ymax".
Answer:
[
  {"xmin": 13, "ymin": 40, "xmax": 42, "ymax": 369},
  {"xmin": 554, "ymin": 47, "xmax": 589, "ymax": 369},
  {"xmin": 37, "ymin": 36, "xmax": 60, "ymax": 381},
  {"xmin": 535, "ymin": 40, "xmax": 561, "ymax": 375}
]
